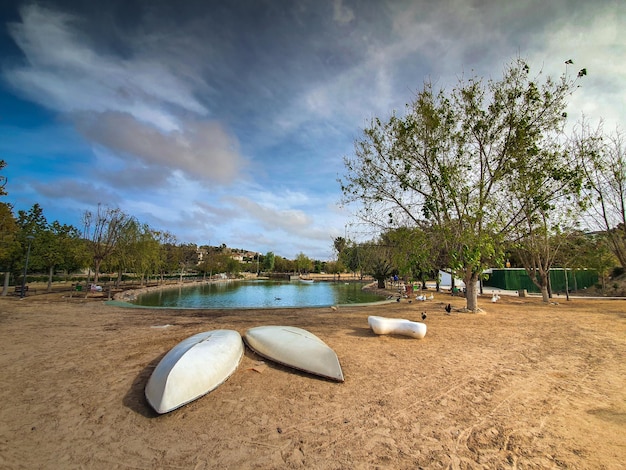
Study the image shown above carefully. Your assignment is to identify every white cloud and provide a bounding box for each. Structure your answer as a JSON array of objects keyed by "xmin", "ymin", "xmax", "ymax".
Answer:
[
  {"xmin": 5, "ymin": 4, "xmax": 208, "ymax": 131},
  {"xmin": 226, "ymin": 195, "xmax": 312, "ymax": 232},
  {"xmin": 525, "ymin": 9, "xmax": 626, "ymax": 129},
  {"xmin": 74, "ymin": 111, "xmax": 246, "ymax": 185}
]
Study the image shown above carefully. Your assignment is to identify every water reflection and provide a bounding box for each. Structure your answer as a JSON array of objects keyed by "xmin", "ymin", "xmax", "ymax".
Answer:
[{"xmin": 133, "ymin": 280, "xmax": 384, "ymax": 308}]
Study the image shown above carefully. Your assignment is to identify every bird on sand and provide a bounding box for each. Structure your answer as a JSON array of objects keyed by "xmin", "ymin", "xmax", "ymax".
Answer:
[
  {"xmin": 445, "ymin": 303, "xmax": 452, "ymax": 314},
  {"xmin": 421, "ymin": 312, "xmax": 427, "ymax": 321}
]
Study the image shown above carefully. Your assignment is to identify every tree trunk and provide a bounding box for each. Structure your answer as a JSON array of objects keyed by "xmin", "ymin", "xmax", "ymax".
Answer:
[
  {"xmin": 465, "ymin": 272, "xmax": 480, "ymax": 312},
  {"xmin": 1, "ymin": 271, "xmax": 9, "ymax": 296},
  {"xmin": 377, "ymin": 277, "xmax": 385, "ymax": 289},
  {"xmin": 93, "ymin": 260, "xmax": 101, "ymax": 284},
  {"xmin": 540, "ymin": 272, "xmax": 550, "ymax": 302},
  {"xmin": 47, "ymin": 266, "xmax": 54, "ymax": 292}
]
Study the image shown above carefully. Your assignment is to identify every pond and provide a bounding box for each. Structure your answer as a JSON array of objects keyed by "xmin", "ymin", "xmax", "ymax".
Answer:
[{"xmin": 131, "ymin": 280, "xmax": 386, "ymax": 309}]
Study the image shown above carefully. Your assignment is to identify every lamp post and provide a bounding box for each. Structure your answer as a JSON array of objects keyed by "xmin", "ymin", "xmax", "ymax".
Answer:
[{"xmin": 20, "ymin": 235, "xmax": 34, "ymax": 299}]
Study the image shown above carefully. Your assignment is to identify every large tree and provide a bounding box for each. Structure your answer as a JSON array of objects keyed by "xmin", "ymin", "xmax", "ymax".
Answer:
[{"xmin": 341, "ymin": 58, "xmax": 586, "ymax": 311}]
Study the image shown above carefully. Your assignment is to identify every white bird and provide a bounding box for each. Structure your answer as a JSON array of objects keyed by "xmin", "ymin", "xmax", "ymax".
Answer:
[
  {"xmin": 416, "ymin": 294, "xmax": 426, "ymax": 301},
  {"xmin": 491, "ymin": 293, "xmax": 500, "ymax": 302},
  {"xmin": 427, "ymin": 293, "xmax": 434, "ymax": 300}
]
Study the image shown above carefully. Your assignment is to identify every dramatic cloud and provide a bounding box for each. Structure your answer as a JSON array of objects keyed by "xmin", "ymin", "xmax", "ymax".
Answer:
[
  {"xmin": 73, "ymin": 111, "xmax": 246, "ymax": 185},
  {"xmin": 1, "ymin": 0, "xmax": 624, "ymax": 259},
  {"xmin": 4, "ymin": 3, "xmax": 247, "ymax": 186},
  {"xmin": 5, "ymin": 4, "xmax": 208, "ymax": 130}
]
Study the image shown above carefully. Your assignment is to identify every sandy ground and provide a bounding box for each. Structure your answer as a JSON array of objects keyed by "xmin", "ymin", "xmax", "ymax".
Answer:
[{"xmin": 1, "ymin": 289, "xmax": 625, "ymax": 469}]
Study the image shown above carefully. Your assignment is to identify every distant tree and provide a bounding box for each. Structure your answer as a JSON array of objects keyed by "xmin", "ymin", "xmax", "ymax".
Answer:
[
  {"xmin": 156, "ymin": 232, "xmax": 178, "ymax": 282},
  {"xmin": 16, "ymin": 204, "xmax": 48, "ymax": 277},
  {"xmin": 224, "ymin": 256, "xmax": 241, "ymax": 276},
  {"xmin": 262, "ymin": 251, "xmax": 275, "ymax": 272},
  {"xmin": 83, "ymin": 205, "xmax": 134, "ymax": 283},
  {"xmin": 313, "ymin": 259, "xmax": 323, "ymax": 274},
  {"xmin": 40, "ymin": 221, "xmax": 84, "ymax": 291},
  {"xmin": 0, "ymin": 202, "xmax": 19, "ymax": 295},
  {"xmin": 106, "ymin": 221, "xmax": 161, "ymax": 286},
  {"xmin": 359, "ymin": 240, "xmax": 395, "ymax": 289},
  {"xmin": 339, "ymin": 241, "xmax": 363, "ymax": 278},
  {"xmin": 576, "ymin": 123, "xmax": 626, "ymax": 268},
  {"xmin": 53, "ymin": 221, "xmax": 89, "ymax": 278},
  {"xmin": 556, "ymin": 230, "xmax": 617, "ymax": 294},
  {"xmin": 325, "ymin": 259, "xmax": 344, "ymax": 280},
  {"xmin": 0, "ymin": 160, "xmax": 7, "ymax": 197},
  {"xmin": 295, "ymin": 252, "xmax": 313, "ymax": 274},
  {"xmin": 175, "ymin": 243, "xmax": 198, "ymax": 282},
  {"xmin": 274, "ymin": 255, "xmax": 294, "ymax": 273},
  {"xmin": 383, "ymin": 226, "xmax": 436, "ymax": 287},
  {"xmin": 333, "ymin": 237, "xmax": 347, "ymax": 256}
]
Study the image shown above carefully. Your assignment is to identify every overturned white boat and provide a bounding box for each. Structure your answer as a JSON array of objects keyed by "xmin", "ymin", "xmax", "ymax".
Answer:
[
  {"xmin": 243, "ymin": 326, "xmax": 344, "ymax": 382},
  {"xmin": 368, "ymin": 315, "xmax": 427, "ymax": 339},
  {"xmin": 145, "ymin": 330, "xmax": 244, "ymax": 414}
]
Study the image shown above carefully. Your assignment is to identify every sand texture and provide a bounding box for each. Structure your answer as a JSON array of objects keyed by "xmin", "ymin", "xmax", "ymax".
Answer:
[{"xmin": 1, "ymin": 291, "xmax": 625, "ymax": 469}]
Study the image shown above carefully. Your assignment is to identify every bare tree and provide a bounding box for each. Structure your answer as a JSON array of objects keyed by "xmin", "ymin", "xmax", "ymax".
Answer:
[
  {"xmin": 83, "ymin": 204, "xmax": 134, "ymax": 284},
  {"xmin": 577, "ymin": 123, "xmax": 626, "ymax": 268}
]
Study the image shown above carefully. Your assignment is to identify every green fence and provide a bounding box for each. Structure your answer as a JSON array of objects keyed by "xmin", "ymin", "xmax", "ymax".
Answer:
[{"xmin": 483, "ymin": 268, "xmax": 598, "ymax": 293}]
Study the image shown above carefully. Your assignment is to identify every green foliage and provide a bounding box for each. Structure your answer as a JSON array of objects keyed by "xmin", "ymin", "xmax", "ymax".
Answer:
[
  {"xmin": 262, "ymin": 251, "xmax": 275, "ymax": 272},
  {"xmin": 0, "ymin": 160, "xmax": 7, "ymax": 197},
  {"xmin": 295, "ymin": 252, "xmax": 313, "ymax": 274},
  {"xmin": 0, "ymin": 202, "xmax": 19, "ymax": 270},
  {"xmin": 340, "ymin": 57, "xmax": 586, "ymax": 309}
]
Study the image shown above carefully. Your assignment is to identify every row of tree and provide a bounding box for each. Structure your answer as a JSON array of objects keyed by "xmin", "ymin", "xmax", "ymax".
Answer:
[
  {"xmin": 339, "ymin": 57, "xmax": 625, "ymax": 309},
  {"xmin": 0, "ymin": 170, "xmax": 329, "ymax": 293}
]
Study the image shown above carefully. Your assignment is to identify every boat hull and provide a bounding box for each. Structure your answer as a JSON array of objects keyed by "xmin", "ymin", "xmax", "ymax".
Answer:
[
  {"xmin": 243, "ymin": 326, "xmax": 344, "ymax": 382},
  {"xmin": 368, "ymin": 315, "xmax": 427, "ymax": 339},
  {"xmin": 145, "ymin": 329, "xmax": 244, "ymax": 414}
]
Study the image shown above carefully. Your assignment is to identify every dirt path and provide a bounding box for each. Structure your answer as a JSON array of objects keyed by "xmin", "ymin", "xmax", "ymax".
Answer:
[{"xmin": 1, "ymin": 292, "xmax": 625, "ymax": 469}]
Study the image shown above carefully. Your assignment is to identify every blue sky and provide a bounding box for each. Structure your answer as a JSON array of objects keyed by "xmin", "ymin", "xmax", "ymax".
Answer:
[{"xmin": 1, "ymin": 0, "xmax": 624, "ymax": 260}]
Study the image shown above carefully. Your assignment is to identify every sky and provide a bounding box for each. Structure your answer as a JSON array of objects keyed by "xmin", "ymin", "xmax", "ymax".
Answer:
[{"xmin": 0, "ymin": 0, "xmax": 624, "ymax": 260}]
